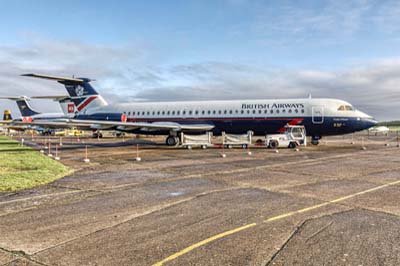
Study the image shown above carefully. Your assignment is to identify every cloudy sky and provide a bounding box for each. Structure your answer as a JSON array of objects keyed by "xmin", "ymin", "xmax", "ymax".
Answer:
[{"xmin": 0, "ymin": 0, "xmax": 400, "ymax": 120}]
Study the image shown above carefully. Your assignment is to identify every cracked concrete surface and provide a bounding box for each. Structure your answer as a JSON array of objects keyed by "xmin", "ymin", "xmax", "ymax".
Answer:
[{"xmin": 1, "ymin": 133, "xmax": 400, "ymax": 265}]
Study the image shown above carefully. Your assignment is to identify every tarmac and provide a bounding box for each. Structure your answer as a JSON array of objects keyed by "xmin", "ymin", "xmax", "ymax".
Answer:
[{"xmin": 1, "ymin": 132, "xmax": 400, "ymax": 265}]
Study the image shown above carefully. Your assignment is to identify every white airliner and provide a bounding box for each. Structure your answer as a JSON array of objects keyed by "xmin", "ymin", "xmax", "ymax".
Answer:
[
  {"xmin": 369, "ymin": 126, "xmax": 390, "ymax": 135},
  {"xmin": 22, "ymin": 73, "xmax": 377, "ymax": 145}
]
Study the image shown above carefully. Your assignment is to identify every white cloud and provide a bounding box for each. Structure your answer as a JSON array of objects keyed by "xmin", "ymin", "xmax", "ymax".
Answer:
[{"xmin": 251, "ymin": 0, "xmax": 373, "ymax": 40}]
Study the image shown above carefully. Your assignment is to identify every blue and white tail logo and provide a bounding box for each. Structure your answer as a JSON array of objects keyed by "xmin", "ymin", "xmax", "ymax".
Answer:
[{"xmin": 75, "ymin": 86, "xmax": 84, "ymax": 97}]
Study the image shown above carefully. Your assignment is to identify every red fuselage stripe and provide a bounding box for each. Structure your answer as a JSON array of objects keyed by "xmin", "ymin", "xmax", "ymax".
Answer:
[{"xmin": 126, "ymin": 117, "xmax": 305, "ymax": 122}]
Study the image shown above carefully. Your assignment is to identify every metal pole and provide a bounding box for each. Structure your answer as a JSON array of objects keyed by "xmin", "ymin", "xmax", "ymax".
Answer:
[
  {"xmin": 136, "ymin": 144, "xmax": 141, "ymax": 161},
  {"xmin": 55, "ymin": 144, "xmax": 60, "ymax": 160}
]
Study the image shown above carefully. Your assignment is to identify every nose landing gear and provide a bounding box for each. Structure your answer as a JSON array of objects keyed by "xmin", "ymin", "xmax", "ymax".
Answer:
[{"xmin": 311, "ymin": 135, "xmax": 321, "ymax": 145}]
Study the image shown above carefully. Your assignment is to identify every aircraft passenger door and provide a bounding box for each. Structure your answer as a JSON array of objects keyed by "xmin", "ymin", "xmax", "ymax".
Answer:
[{"xmin": 312, "ymin": 106, "xmax": 324, "ymax": 124}]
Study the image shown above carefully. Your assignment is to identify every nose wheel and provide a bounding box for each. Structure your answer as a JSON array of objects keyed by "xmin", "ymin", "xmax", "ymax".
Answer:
[
  {"xmin": 311, "ymin": 136, "xmax": 321, "ymax": 145},
  {"xmin": 166, "ymin": 135, "xmax": 179, "ymax": 146}
]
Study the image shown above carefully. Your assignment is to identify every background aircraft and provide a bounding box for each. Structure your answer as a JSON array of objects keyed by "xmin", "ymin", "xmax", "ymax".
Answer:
[{"xmin": 368, "ymin": 126, "xmax": 390, "ymax": 136}]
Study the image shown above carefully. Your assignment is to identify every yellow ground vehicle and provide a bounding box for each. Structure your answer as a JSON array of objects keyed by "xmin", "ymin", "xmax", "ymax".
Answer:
[{"xmin": 55, "ymin": 129, "xmax": 84, "ymax": 136}]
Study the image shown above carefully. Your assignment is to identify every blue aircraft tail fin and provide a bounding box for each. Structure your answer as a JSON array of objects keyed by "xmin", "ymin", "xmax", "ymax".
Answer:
[
  {"xmin": 16, "ymin": 98, "xmax": 40, "ymax": 116},
  {"xmin": 0, "ymin": 96, "xmax": 40, "ymax": 116},
  {"xmin": 22, "ymin": 73, "xmax": 108, "ymax": 113}
]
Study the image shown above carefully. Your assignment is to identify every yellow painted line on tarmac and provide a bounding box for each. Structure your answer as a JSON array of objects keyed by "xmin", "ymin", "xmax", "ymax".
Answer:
[
  {"xmin": 152, "ymin": 179, "xmax": 400, "ymax": 266},
  {"xmin": 152, "ymin": 223, "xmax": 257, "ymax": 266}
]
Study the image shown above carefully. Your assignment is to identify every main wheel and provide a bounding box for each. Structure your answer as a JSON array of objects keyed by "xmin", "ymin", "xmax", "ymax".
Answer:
[{"xmin": 166, "ymin": 136, "xmax": 179, "ymax": 146}]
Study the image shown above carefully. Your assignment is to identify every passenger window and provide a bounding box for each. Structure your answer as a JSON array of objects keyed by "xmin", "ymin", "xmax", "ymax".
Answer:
[
  {"xmin": 152, "ymin": 111, "xmax": 155, "ymax": 115},
  {"xmin": 276, "ymin": 110, "xmax": 280, "ymax": 114},
  {"xmin": 270, "ymin": 110, "xmax": 274, "ymax": 114},
  {"xmin": 128, "ymin": 112, "xmax": 130, "ymax": 116},
  {"xmin": 167, "ymin": 111, "xmax": 170, "ymax": 115},
  {"xmin": 258, "ymin": 110, "xmax": 262, "ymax": 114},
  {"xmin": 264, "ymin": 109, "xmax": 268, "ymax": 114},
  {"xmin": 218, "ymin": 110, "xmax": 222, "ymax": 114},
  {"xmin": 195, "ymin": 110, "xmax": 199, "ymax": 115},
  {"xmin": 252, "ymin": 110, "xmax": 256, "ymax": 114},
  {"xmin": 162, "ymin": 111, "xmax": 165, "ymax": 115},
  {"xmin": 247, "ymin": 110, "xmax": 250, "ymax": 114},
  {"xmin": 208, "ymin": 110, "xmax": 211, "ymax": 114},
  {"xmin": 157, "ymin": 111, "xmax": 160, "ymax": 115},
  {"xmin": 282, "ymin": 109, "xmax": 286, "ymax": 113},
  {"xmin": 301, "ymin": 109, "xmax": 305, "ymax": 113},
  {"xmin": 177, "ymin": 110, "xmax": 180, "ymax": 115},
  {"xmin": 295, "ymin": 109, "xmax": 298, "ymax": 113},
  {"xmin": 183, "ymin": 110, "xmax": 186, "ymax": 115},
  {"xmin": 288, "ymin": 109, "xmax": 292, "ymax": 113},
  {"xmin": 189, "ymin": 110, "xmax": 192, "ymax": 115},
  {"xmin": 224, "ymin": 110, "xmax": 227, "ymax": 114},
  {"xmin": 147, "ymin": 111, "xmax": 150, "ymax": 115},
  {"xmin": 241, "ymin": 110, "xmax": 244, "ymax": 114}
]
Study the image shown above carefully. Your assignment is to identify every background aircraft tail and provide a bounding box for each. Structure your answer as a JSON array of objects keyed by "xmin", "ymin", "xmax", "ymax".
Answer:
[
  {"xmin": 0, "ymin": 96, "xmax": 40, "ymax": 116},
  {"xmin": 22, "ymin": 73, "xmax": 108, "ymax": 114},
  {"xmin": 3, "ymin": 109, "xmax": 12, "ymax": 122}
]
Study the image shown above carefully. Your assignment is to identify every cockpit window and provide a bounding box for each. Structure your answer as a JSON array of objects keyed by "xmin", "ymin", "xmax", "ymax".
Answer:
[{"xmin": 338, "ymin": 105, "xmax": 354, "ymax": 111}]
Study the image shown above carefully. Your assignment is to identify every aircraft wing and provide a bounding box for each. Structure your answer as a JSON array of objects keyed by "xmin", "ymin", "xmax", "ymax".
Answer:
[
  {"xmin": 10, "ymin": 120, "xmax": 94, "ymax": 130},
  {"xmin": 68, "ymin": 119, "xmax": 215, "ymax": 132},
  {"xmin": 11, "ymin": 118, "xmax": 214, "ymax": 132}
]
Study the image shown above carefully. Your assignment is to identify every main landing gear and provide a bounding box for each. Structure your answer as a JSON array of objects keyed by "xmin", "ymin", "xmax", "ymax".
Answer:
[
  {"xmin": 166, "ymin": 135, "xmax": 179, "ymax": 146},
  {"xmin": 311, "ymin": 135, "xmax": 321, "ymax": 145}
]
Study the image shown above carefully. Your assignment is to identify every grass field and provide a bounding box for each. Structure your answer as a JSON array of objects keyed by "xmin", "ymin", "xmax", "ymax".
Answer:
[{"xmin": 0, "ymin": 136, "xmax": 72, "ymax": 192}]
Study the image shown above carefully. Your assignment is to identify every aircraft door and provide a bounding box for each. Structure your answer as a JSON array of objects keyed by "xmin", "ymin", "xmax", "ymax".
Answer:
[{"xmin": 312, "ymin": 106, "xmax": 324, "ymax": 124}]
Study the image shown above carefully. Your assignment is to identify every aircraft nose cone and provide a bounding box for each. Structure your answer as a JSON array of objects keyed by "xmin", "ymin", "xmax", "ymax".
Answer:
[{"xmin": 361, "ymin": 117, "xmax": 378, "ymax": 129}]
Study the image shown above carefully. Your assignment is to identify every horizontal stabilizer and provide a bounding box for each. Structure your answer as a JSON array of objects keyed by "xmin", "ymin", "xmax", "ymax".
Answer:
[
  {"xmin": 21, "ymin": 73, "xmax": 89, "ymax": 83},
  {"xmin": 31, "ymin": 95, "xmax": 71, "ymax": 101},
  {"xmin": 0, "ymin": 95, "xmax": 30, "ymax": 101}
]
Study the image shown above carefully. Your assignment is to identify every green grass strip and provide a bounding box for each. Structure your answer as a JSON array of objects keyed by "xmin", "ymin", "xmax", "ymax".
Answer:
[{"xmin": 0, "ymin": 136, "xmax": 72, "ymax": 192}]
